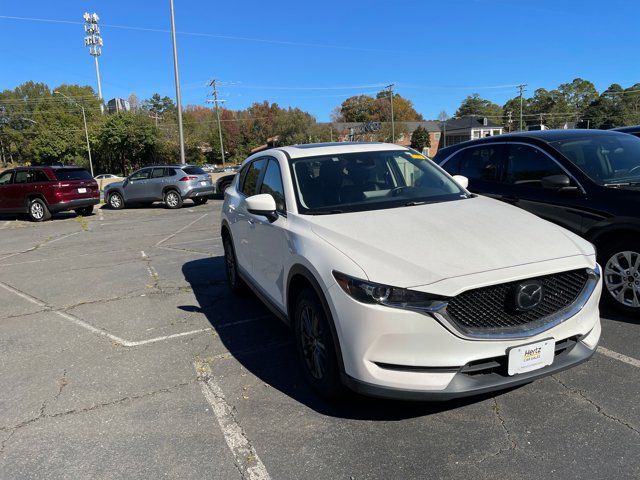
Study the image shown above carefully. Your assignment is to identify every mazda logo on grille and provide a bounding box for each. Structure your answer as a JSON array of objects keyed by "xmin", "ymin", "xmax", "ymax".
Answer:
[{"xmin": 513, "ymin": 281, "xmax": 544, "ymax": 312}]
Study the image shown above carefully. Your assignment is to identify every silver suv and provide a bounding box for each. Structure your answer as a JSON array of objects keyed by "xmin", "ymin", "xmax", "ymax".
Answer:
[{"xmin": 104, "ymin": 165, "xmax": 214, "ymax": 210}]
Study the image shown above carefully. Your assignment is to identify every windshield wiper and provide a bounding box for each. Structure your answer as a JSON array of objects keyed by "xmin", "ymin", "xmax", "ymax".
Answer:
[
  {"xmin": 402, "ymin": 201, "xmax": 429, "ymax": 207},
  {"xmin": 604, "ymin": 182, "xmax": 640, "ymax": 187},
  {"xmin": 309, "ymin": 209, "xmax": 345, "ymax": 215}
]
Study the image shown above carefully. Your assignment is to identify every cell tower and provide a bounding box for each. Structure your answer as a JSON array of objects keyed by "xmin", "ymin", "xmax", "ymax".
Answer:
[{"xmin": 83, "ymin": 12, "xmax": 104, "ymax": 113}]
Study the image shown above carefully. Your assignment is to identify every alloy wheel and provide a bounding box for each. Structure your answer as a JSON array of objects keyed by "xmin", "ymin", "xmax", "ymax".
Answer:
[
  {"xmin": 166, "ymin": 192, "xmax": 179, "ymax": 208},
  {"xmin": 110, "ymin": 194, "xmax": 122, "ymax": 209},
  {"xmin": 299, "ymin": 304, "xmax": 327, "ymax": 380},
  {"xmin": 30, "ymin": 202, "xmax": 44, "ymax": 220},
  {"xmin": 604, "ymin": 250, "xmax": 640, "ymax": 308}
]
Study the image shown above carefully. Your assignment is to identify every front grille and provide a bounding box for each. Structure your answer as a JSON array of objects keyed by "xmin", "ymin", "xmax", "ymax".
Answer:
[{"xmin": 446, "ymin": 269, "xmax": 590, "ymax": 333}]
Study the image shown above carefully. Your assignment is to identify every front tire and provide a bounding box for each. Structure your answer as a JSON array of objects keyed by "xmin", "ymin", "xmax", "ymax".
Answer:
[
  {"xmin": 293, "ymin": 288, "xmax": 344, "ymax": 399},
  {"xmin": 108, "ymin": 192, "xmax": 125, "ymax": 210},
  {"xmin": 192, "ymin": 198, "xmax": 208, "ymax": 206},
  {"xmin": 27, "ymin": 198, "xmax": 51, "ymax": 222},
  {"xmin": 164, "ymin": 190, "xmax": 183, "ymax": 209},
  {"xmin": 600, "ymin": 237, "xmax": 640, "ymax": 314},
  {"xmin": 223, "ymin": 235, "xmax": 246, "ymax": 294}
]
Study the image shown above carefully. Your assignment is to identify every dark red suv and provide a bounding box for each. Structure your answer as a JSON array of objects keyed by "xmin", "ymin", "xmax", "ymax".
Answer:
[{"xmin": 0, "ymin": 166, "xmax": 100, "ymax": 221}]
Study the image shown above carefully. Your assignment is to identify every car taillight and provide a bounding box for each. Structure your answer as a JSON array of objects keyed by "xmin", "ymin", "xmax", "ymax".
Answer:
[{"xmin": 179, "ymin": 176, "xmax": 198, "ymax": 181}]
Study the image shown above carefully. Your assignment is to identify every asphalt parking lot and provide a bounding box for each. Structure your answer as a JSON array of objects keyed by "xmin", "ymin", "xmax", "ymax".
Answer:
[{"xmin": 0, "ymin": 201, "xmax": 638, "ymax": 480}]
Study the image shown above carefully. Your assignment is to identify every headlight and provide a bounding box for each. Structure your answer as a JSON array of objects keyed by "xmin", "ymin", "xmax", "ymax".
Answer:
[{"xmin": 332, "ymin": 271, "xmax": 448, "ymax": 312}]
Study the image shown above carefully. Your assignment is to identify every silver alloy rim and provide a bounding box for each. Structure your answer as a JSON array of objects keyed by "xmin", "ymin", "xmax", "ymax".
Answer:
[
  {"xmin": 166, "ymin": 193, "xmax": 179, "ymax": 207},
  {"xmin": 300, "ymin": 305, "xmax": 327, "ymax": 380},
  {"xmin": 604, "ymin": 250, "xmax": 640, "ymax": 308},
  {"xmin": 110, "ymin": 194, "xmax": 122, "ymax": 208},
  {"xmin": 31, "ymin": 202, "xmax": 44, "ymax": 219}
]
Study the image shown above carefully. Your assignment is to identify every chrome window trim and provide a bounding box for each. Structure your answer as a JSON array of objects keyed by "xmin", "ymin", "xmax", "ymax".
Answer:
[
  {"xmin": 425, "ymin": 265, "xmax": 600, "ymax": 341},
  {"xmin": 438, "ymin": 141, "xmax": 586, "ymax": 194}
]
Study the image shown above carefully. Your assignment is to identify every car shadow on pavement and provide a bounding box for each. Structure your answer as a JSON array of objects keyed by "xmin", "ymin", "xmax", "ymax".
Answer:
[
  {"xmin": 182, "ymin": 257, "xmax": 512, "ymax": 421},
  {"xmin": 599, "ymin": 304, "xmax": 638, "ymax": 325}
]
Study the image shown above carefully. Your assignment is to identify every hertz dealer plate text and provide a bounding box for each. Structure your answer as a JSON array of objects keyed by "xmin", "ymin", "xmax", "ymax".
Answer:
[{"xmin": 507, "ymin": 338, "xmax": 555, "ymax": 375}]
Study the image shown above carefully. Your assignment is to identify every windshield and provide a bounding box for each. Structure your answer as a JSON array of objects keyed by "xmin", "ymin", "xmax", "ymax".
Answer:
[
  {"xmin": 551, "ymin": 134, "xmax": 640, "ymax": 185},
  {"xmin": 291, "ymin": 150, "xmax": 467, "ymax": 214}
]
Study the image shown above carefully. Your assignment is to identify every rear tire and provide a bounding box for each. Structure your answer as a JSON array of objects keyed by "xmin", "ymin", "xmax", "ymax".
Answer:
[
  {"xmin": 599, "ymin": 237, "xmax": 640, "ymax": 314},
  {"xmin": 164, "ymin": 190, "xmax": 183, "ymax": 209},
  {"xmin": 27, "ymin": 198, "xmax": 51, "ymax": 222},
  {"xmin": 293, "ymin": 287, "xmax": 345, "ymax": 400},
  {"xmin": 74, "ymin": 205, "xmax": 94, "ymax": 216},
  {"xmin": 108, "ymin": 192, "xmax": 125, "ymax": 210}
]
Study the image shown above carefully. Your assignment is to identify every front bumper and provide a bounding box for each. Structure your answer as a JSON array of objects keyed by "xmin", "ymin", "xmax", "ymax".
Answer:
[
  {"xmin": 327, "ymin": 270, "xmax": 602, "ymax": 400},
  {"xmin": 49, "ymin": 197, "xmax": 100, "ymax": 213}
]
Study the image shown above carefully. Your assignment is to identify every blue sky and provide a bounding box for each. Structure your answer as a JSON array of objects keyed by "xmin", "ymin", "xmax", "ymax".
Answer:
[{"xmin": 0, "ymin": 0, "xmax": 637, "ymax": 121}]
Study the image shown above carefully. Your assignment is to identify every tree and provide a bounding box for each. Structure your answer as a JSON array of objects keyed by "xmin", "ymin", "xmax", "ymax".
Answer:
[
  {"xmin": 96, "ymin": 112, "xmax": 160, "ymax": 175},
  {"xmin": 527, "ymin": 88, "xmax": 573, "ymax": 128},
  {"xmin": 410, "ymin": 126, "xmax": 431, "ymax": 151},
  {"xmin": 128, "ymin": 93, "xmax": 140, "ymax": 112},
  {"xmin": 455, "ymin": 94, "xmax": 503, "ymax": 120},
  {"xmin": 584, "ymin": 84, "xmax": 626, "ymax": 129},
  {"xmin": 336, "ymin": 91, "xmax": 423, "ymax": 123},
  {"xmin": 142, "ymin": 93, "xmax": 175, "ymax": 116},
  {"xmin": 558, "ymin": 78, "xmax": 598, "ymax": 115}
]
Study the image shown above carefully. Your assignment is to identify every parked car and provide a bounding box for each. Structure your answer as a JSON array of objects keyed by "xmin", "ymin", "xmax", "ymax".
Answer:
[
  {"xmin": 215, "ymin": 173, "xmax": 236, "ymax": 196},
  {"xmin": 94, "ymin": 174, "xmax": 119, "ymax": 180},
  {"xmin": 434, "ymin": 129, "xmax": 640, "ymax": 313},
  {"xmin": 0, "ymin": 166, "xmax": 99, "ymax": 221},
  {"xmin": 610, "ymin": 125, "xmax": 640, "ymax": 139},
  {"xmin": 221, "ymin": 142, "xmax": 601, "ymax": 400},
  {"xmin": 104, "ymin": 165, "xmax": 214, "ymax": 210}
]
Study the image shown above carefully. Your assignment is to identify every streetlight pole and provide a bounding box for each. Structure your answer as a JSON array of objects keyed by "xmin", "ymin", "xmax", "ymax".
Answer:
[
  {"xmin": 54, "ymin": 91, "xmax": 94, "ymax": 176},
  {"xmin": 83, "ymin": 13, "xmax": 104, "ymax": 114},
  {"xmin": 169, "ymin": 0, "xmax": 186, "ymax": 165},
  {"xmin": 385, "ymin": 83, "xmax": 395, "ymax": 143}
]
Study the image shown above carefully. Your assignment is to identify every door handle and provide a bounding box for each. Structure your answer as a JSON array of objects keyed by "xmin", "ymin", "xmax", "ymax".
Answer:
[{"xmin": 247, "ymin": 219, "xmax": 255, "ymax": 226}]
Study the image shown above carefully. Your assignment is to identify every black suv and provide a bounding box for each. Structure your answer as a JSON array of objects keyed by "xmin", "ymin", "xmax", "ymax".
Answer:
[
  {"xmin": 434, "ymin": 129, "xmax": 640, "ymax": 313},
  {"xmin": 611, "ymin": 125, "xmax": 640, "ymax": 139}
]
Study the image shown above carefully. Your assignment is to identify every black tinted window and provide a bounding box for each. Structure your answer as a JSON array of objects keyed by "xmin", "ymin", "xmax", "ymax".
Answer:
[
  {"xmin": 0, "ymin": 171, "xmax": 12, "ymax": 185},
  {"xmin": 151, "ymin": 168, "xmax": 165, "ymax": 178},
  {"xmin": 506, "ymin": 144, "xmax": 565, "ymax": 187},
  {"xmin": 260, "ymin": 159, "xmax": 286, "ymax": 213},
  {"xmin": 54, "ymin": 169, "xmax": 93, "ymax": 181},
  {"xmin": 183, "ymin": 166, "xmax": 206, "ymax": 175},
  {"xmin": 165, "ymin": 168, "xmax": 177, "ymax": 177},
  {"xmin": 241, "ymin": 159, "xmax": 266, "ymax": 196},
  {"xmin": 32, "ymin": 170, "xmax": 49, "ymax": 182},
  {"xmin": 458, "ymin": 145, "xmax": 505, "ymax": 181}
]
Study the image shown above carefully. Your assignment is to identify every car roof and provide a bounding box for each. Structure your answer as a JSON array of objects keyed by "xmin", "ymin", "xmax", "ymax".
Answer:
[
  {"xmin": 269, "ymin": 142, "xmax": 410, "ymax": 160},
  {"xmin": 436, "ymin": 128, "xmax": 630, "ymax": 155},
  {"xmin": 610, "ymin": 125, "xmax": 640, "ymax": 134}
]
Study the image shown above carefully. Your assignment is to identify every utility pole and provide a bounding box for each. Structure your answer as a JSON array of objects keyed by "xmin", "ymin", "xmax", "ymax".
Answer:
[
  {"xmin": 83, "ymin": 13, "xmax": 104, "ymax": 114},
  {"xmin": 385, "ymin": 84, "xmax": 395, "ymax": 143},
  {"xmin": 517, "ymin": 84, "xmax": 527, "ymax": 131},
  {"xmin": 169, "ymin": 0, "xmax": 186, "ymax": 165},
  {"xmin": 207, "ymin": 80, "xmax": 226, "ymax": 167},
  {"xmin": 54, "ymin": 91, "xmax": 94, "ymax": 176},
  {"xmin": 507, "ymin": 110, "xmax": 513, "ymax": 133},
  {"xmin": 149, "ymin": 111, "xmax": 162, "ymax": 127}
]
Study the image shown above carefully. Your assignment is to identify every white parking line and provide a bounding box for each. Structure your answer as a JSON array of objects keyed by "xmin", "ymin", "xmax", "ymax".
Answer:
[
  {"xmin": 195, "ymin": 360, "xmax": 271, "ymax": 480},
  {"xmin": 155, "ymin": 213, "xmax": 208, "ymax": 247},
  {"xmin": 598, "ymin": 346, "xmax": 640, "ymax": 368}
]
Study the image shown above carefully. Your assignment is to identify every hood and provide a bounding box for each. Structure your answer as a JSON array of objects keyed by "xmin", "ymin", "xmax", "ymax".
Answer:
[
  {"xmin": 308, "ymin": 196, "xmax": 594, "ymax": 288},
  {"xmin": 104, "ymin": 181, "xmax": 124, "ymax": 190}
]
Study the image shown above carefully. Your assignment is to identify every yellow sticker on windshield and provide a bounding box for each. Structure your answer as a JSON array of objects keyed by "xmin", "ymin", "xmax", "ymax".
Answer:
[{"xmin": 410, "ymin": 153, "xmax": 426, "ymax": 159}]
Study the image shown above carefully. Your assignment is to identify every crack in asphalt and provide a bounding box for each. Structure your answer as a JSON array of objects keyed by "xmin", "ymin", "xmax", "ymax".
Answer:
[
  {"xmin": 0, "ymin": 231, "xmax": 82, "ymax": 262},
  {"xmin": 552, "ymin": 376, "xmax": 640, "ymax": 435},
  {"xmin": 0, "ymin": 380, "xmax": 196, "ymax": 455}
]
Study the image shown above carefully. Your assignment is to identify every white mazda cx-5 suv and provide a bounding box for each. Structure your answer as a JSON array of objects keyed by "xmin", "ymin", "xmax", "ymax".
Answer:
[{"xmin": 220, "ymin": 142, "xmax": 602, "ymax": 400}]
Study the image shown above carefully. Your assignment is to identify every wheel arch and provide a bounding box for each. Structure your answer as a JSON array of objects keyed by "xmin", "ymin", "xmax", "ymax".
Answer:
[
  {"xmin": 286, "ymin": 264, "xmax": 345, "ymax": 373},
  {"xmin": 587, "ymin": 222, "xmax": 640, "ymax": 251}
]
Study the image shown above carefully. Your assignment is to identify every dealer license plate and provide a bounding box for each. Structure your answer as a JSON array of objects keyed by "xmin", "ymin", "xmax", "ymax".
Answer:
[
  {"xmin": 78, "ymin": 188, "xmax": 87, "ymax": 193},
  {"xmin": 507, "ymin": 338, "xmax": 555, "ymax": 376}
]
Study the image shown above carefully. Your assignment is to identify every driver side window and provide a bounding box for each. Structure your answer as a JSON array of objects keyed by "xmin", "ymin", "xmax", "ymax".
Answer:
[
  {"xmin": 130, "ymin": 169, "xmax": 150, "ymax": 181},
  {"xmin": 506, "ymin": 144, "xmax": 570, "ymax": 188},
  {"xmin": 0, "ymin": 171, "xmax": 13, "ymax": 185}
]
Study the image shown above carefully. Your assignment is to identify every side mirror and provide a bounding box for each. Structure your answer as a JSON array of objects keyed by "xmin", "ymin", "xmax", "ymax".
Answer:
[
  {"xmin": 123, "ymin": 178, "xmax": 129, "ymax": 187},
  {"xmin": 246, "ymin": 194, "xmax": 278, "ymax": 222},
  {"xmin": 541, "ymin": 174, "xmax": 578, "ymax": 193},
  {"xmin": 452, "ymin": 175, "xmax": 469, "ymax": 189}
]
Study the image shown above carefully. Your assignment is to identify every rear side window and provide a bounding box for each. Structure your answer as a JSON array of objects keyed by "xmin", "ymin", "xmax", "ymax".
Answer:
[
  {"xmin": 458, "ymin": 145, "xmax": 506, "ymax": 181},
  {"xmin": 260, "ymin": 159, "xmax": 286, "ymax": 213},
  {"xmin": 151, "ymin": 168, "xmax": 165, "ymax": 178},
  {"xmin": 165, "ymin": 168, "xmax": 177, "ymax": 177},
  {"xmin": 14, "ymin": 171, "xmax": 30, "ymax": 184},
  {"xmin": 32, "ymin": 170, "xmax": 49, "ymax": 182},
  {"xmin": 506, "ymin": 144, "xmax": 566, "ymax": 187},
  {"xmin": 240, "ymin": 159, "xmax": 267, "ymax": 196},
  {"xmin": 183, "ymin": 166, "xmax": 206, "ymax": 175},
  {"xmin": 54, "ymin": 169, "xmax": 93, "ymax": 181}
]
